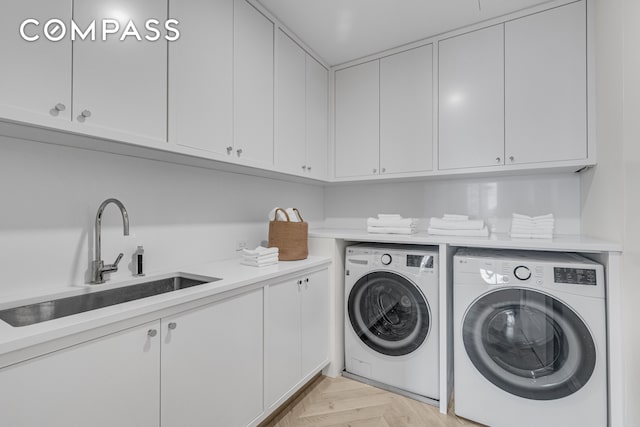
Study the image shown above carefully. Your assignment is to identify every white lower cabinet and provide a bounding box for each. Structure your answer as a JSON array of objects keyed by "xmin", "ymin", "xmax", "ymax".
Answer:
[
  {"xmin": 265, "ymin": 269, "xmax": 329, "ymax": 408},
  {"xmin": 161, "ymin": 289, "xmax": 264, "ymax": 427},
  {"xmin": 0, "ymin": 321, "xmax": 161, "ymax": 427}
]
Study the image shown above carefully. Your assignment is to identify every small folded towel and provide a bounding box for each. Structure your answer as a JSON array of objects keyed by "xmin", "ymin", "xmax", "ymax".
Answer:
[
  {"xmin": 367, "ymin": 217, "xmax": 416, "ymax": 227},
  {"xmin": 243, "ymin": 246, "xmax": 279, "ymax": 256},
  {"xmin": 429, "ymin": 218, "xmax": 485, "ymax": 230},
  {"xmin": 367, "ymin": 226, "xmax": 417, "ymax": 235},
  {"xmin": 241, "ymin": 259, "xmax": 279, "ymax": 267},
  {"xmin": 510, "ymin": 213, "xmax": 554, "ymax": 239},
  {"xmin": 427, "ymin": 227, "xmax": 489, "ymax": 237},
  {"xmin": 241, "ymin": 253, "xmax": 279, "ymax": 267},
  {"xmin": 443, "ymin": 214, "xmax": 469, "ymax": 221},
  {"xmin": 377, "ymin": 214, "xmax": 403, "ymax": 220},
  {"xmin": 513, "ymin": 213, "xmax": 554, "ymax": 221},
  {"xmin": 511, "ymin": 227, "xmax": 554, "ymax": 234}
]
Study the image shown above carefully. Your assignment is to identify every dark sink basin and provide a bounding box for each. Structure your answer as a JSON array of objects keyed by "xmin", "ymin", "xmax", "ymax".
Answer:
[{"xmin": 0, "ymin": 274, "xmax": 221, "ymax": 327}]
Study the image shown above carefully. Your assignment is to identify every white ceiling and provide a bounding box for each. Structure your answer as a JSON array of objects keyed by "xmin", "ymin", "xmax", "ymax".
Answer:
[{"xmin": 257, "ymin": 0, "xmax": 554, "ymax": 66}]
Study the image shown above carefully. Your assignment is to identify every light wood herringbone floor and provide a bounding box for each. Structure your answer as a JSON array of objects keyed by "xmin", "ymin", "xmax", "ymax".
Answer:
[{"xmin": 263, "ymin": 375, "xmax": 484, "ymax": 427}]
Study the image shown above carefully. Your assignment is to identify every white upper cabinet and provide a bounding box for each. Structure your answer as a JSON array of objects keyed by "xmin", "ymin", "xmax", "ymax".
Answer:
[
  {"xmin": 439, "ymin": 25, "xmax": 505, "ymax": 170},
  {"xmin": 276, "ymin": 30, "xmax": 307, "ymax": 175},
  {"xmin": 505, "ymin": 1, "xmax": 587, "ymax": 165},
  {"xmin": 0, "ymin": 0, "xmax": 72, "ymax": 123},
  {"xmin": 234, "ymin": 0, "xmax": 274, "ymax": 166},
  {"xmin": 169, "ymin": 0, "xmax": 233, "ymax": 155},
  {"xmin": 73, "ymin": 0, "xmax": 167, "ymax": 142},
  {"xmin": 335, "ymin": 60, "xmax": 380, "ymax": 178},
  {"xmin": 380, "ymin": 44, "xmax": 434, "ymax": 175},
  {"xmin": 305, "ymin": 55, "xmax": 329, "ymax": 180}
]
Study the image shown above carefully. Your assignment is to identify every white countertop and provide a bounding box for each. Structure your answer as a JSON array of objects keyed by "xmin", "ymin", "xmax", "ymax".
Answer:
[
  {"xmin": 0, "ymin": 256, "xmax": 331, "ymax": 359},
  {"xmin": 309, "ymin": 228, "xmax": 621, "ymax": 253}
]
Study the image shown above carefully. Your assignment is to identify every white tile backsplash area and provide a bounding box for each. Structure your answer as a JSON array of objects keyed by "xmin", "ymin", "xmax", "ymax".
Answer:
[
  {"xmin": 324, "ymin": 173, "xmax": 581, "ymax": 234},
  {"xmin": 0, "ymin": 136, "xmax": 323, "ymax": 298}
]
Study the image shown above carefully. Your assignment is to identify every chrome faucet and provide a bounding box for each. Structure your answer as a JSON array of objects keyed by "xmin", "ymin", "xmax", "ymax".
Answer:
[{"xmin": 91, "ymin": 198, "xmax": 130, "ymax": 284}]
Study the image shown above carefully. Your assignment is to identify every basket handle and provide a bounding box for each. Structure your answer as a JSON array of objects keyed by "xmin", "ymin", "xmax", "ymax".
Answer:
[
  {"xmin": 273, "ymin": 207, "xmax": 291, "ymax": 222},
  {"xmin": 292, "ymin": 208, "xmax": 304, "ymax": 222}
]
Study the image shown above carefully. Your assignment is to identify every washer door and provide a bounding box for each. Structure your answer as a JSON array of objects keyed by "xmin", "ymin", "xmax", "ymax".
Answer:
[
  {"xmin": 348, "ymin": 271, "xmax": 431, "ymax": 356},
  {"xmin": 463, "ymin": 288, "xmax": 596, "ymax": 400}
]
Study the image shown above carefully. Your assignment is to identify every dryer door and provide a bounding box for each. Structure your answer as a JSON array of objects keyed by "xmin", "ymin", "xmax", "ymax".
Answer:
[
  {"xmin": 462, "ymin": 288, "xmax": 596, "ymax": 400},
  {"xmin": 348, "ymin": 271, "xmax": 431, "ymax": 356}
]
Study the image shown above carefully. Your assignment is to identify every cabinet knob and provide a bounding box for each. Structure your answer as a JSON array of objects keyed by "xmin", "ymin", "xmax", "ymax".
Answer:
[
  {"xmin": 81, "ymin": 110, "xmax": 92, "ymax": 118},
  {"xmin": 307, "ymin": 166, "xmax": 312, "ymax": 171},
  {"xmin": 381, "ymin": 168, "xmax": 386, "ymax": 173},
  {"xmin": 168, "ymin": 322, "xmax": 177, "ymax": 330},
  {"xmin": 305, "ymin": 278, "xmax": 309, "ymax": 283},
  {"xmin": 302, "ymin": 165, "xmax": 307, "ymax": 171},
  {"xmin": 147, "ymin": 329, "xmax": 158, "ymax": 337},
  {"xmin": 236, "ymin": 148, "xmax": 243, "ymax": 156},
  {"xmin": 373, "ymin": 168, "xmax": 377, "ymax": 174},
  {"xmin": 226, "ymin": 146, "xmax": 233, "ymax": 155},
  {"xmin": 509, "ymin": 156, "xmax": 515, "ymax": 162},
  {"xmin": 496, "ymin": 157, "xmax": 501, "ymax": 163},
  {"xmin": 54, "ymin": 103, "xmax": 66, "ymax": 112}
]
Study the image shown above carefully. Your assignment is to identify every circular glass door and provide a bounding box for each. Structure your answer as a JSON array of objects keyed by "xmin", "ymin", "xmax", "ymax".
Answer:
[
  {"xmin": 463, "ymin": 288, "xmax": 596, "ymax": 400},
  {"xmin": 348, "ymin": 271, "xmax": 431, "ymax": 356}
]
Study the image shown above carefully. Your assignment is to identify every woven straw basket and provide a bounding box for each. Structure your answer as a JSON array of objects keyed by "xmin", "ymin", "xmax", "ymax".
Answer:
[{"xmin": 268, "ymin": 208, "xmax": 308, "ymax": 261}]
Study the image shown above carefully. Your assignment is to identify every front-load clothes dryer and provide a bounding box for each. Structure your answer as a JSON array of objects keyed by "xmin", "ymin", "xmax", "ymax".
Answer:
[
  {"xmin": 344, "ymin": 244, "xmax": 439, "ymax": 403},
  {"xmin": 453, "ymin": 248, "xmax": 607, "ymax": 427}
]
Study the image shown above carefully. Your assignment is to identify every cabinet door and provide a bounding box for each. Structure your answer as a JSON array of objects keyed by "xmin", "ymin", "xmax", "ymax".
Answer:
[
  {"xmin": 0, "ymin": 322, "xmax": 160, "ymax": 427},
  {"xmin": 234, "ymin": 0, "xmax": 274, "ymax": 166},
  {"xmin": 265, "ymin": 278, "xmax": 302, "ymax": 407},
  {"xmin": 505, "ymin": 1, "xmax": 587, "ymax": 164},
  {"xmin": 0, "ymin": 0, "xmax": 72, "ymax": 123},
  {"xmin": 162, "ymin": 289, "xmax": 264, "ymax": 427},
  {"xmin": 334, "ymin": 61, "xmax": 380, "ymax": 178},
  {"xmin": 439, "ymin": 25, "xmax": 504, "ymax": 170},
  {"xmin": 301, "ymin": 269, "xmax": 329, "ymax": 376},
  {"xmin": 306, "ymin": 55, "xmax": 329, "ymax": 180},
  {"xmin": 73, "ymin": 0, "xmax": 167, "ymax": 142},
  {"xmin": 380, "ymin": 45, "xmax": 433, "ymax": 175},
  {"xmin": 275, "ymin": 30, "xmax": 307, "ymax": 174},
  {"xmin": 169, "ymin": 0, "xmax": 233, "ymax": 155}
]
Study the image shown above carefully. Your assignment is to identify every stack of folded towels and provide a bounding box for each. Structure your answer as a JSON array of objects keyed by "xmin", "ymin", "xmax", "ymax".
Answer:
[
  {"xmin": 241, "ymin": 246, "xmax": 279, "ymax": 267},
  {"xmin": 367, "ymin": 214, "xmax": 417, "ymax": 235},
  {"xmin": 427, "ymin": 214, "xmax": 489, "ymax": 237},
  {"xmin": 510, "ymin": 213, "xmax": 554, "ymax": 239}
]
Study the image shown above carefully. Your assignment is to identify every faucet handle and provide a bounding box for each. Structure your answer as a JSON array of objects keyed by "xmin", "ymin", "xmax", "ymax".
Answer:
[{"xmin": 112, "ymin": 253, "xmax": 124, "ymax": 267}]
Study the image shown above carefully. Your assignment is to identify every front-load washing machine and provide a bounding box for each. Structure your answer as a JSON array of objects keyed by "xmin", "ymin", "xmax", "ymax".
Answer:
[
  {"xmin": 453, "ymin": 248, "xmax": 607, "ymax": 427},
  {"xmin": 344, "ymin": 244, "xmax": 439, "ymax": 403}
]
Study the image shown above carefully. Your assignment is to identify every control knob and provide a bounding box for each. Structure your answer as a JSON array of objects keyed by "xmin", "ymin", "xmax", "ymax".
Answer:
[
  {"xmin": 381, "ymin": 254, "xmax": 392, "ymax": 265},
  {"xmin": 514, "ymin": 265, "xmax": 532, "ymax": 281}
]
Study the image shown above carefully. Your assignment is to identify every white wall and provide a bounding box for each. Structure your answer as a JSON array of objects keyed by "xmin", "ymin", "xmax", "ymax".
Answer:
[
  {"xmin": 581, "ymin": 0, "xmax": 640, "ymax": 425},
  {"xmin": 0, "ymin": 135, "xmax": 324, "ymax": 299},
  {"xmin": 325, "ymin": 173, "xmax": 581, "ymax": 233}
]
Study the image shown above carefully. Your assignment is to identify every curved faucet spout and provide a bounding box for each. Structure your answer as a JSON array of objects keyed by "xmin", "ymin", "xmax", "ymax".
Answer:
[{"xmin": 92, "ymin": 198, "xmax": 130, "ymax": 284}]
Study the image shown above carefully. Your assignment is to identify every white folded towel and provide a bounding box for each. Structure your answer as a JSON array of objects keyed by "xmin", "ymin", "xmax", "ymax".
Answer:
[
  {"xmin": 367, "ymin": 226, "xmax": 417, "ymax": 235},
  {"xmin": 243, "ymin": 246, "xmax": 279, "ymax": 256},
  {"xmin": 243, "ymin": 253, "xmax": 279, "ymax": 262},
  {"xmin": 241, "ymin": 258, "xmax": 279, "ymax": 267},
  {"xmin": 427, "ymin": 227, "xmax": 490, "ymax": 237},
  {"xmin": 511, "ymin": 226, "xmax": 554, "ymax": 234},
  {"xmin": 429, "ymin": 217, "xmax": 485, "ymax": 230},
  {"xmin": 510, "ymin": 233, "xmax": 553, "ymax": 239},
  {"xmin": 513, "ymin": 213, "xmax": 554, "ymax": 221},
  {"xmin": 367, "ymin": 217, "xmax": 416, "ymax": 227},
  {"xmin": 377, "ymin": 214, "xmax": 403, "ymax": 220},
  {"xmin": 268, "ymin": 208, "xmax": 300, "ymax": 222},
  {"xmin": 443, "ymin": 214, "xmax": 469, "ymax": 221}
]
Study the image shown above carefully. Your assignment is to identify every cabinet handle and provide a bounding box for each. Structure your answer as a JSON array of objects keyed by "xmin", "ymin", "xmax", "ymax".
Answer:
[
  {"xmin": 302, "ymin": 165, "xmax": 307, "ymax": 171},
  {"xmin": 495, "ymin": 157, "xmax": 501, "ymax": 163},
  {"xmin": 305, "ymin": 278, "xmax": 309, "ymax": 283},
  {"xmin": 381, "ymin": 168, "xmax": 386, "ymax": 173},
  {"xmin": 509, "ymin": 156, "xmax": 515, "ymax": 162},
  {"xmin": 54, "ymin": 103, "xmax": 66, "ymax": 112},
  {"xmin": 226, "ymin": 146, "xmax": 233, "ymax": 155},
  {"xmin": 168, "ymin": 322, "xmax": 177, "ymax": 330},
  {"xmin": 236, "ymin": 148, "xmax": 243, "ymax": 156},
  {"xmin": 80, "ymin": 110, "xmax": 92, "ymax": 118},
  {"xmin": 373, "ymin": 168, "xmax": 377, "ymax": 174},
  {"xmin": 147, "ymin": 329, "xmax": 158, "ymax": 337},
  {"xmin": 297, "ymin": 279, "xmax": 302, "ymax": 291},
  {"xmin": 307, "ymin": 166, "xmax": 312, "ymax": 171}
]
